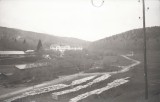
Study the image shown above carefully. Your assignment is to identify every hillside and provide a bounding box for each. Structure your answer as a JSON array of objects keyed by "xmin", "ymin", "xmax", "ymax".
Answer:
[
  {"xmin": 0, "ymin": 26, "xmax": 89, "ymax": 51},
  {"xmin": 88, "ymin": 26, "xmax": 160, "ymax": 53}
]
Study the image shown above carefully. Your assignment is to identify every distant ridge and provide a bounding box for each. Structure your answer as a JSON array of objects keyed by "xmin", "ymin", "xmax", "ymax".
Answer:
[
  {"xmin": 0, "ymin": 26, "xmax": 90, "ymax": 51},
  {"xmin": 88, "ymin": 26, "xmax": 160, "ymax": 52},
  {"xmin": 1, "ymin": 26, "xmax": 160, "ymax": 52}
]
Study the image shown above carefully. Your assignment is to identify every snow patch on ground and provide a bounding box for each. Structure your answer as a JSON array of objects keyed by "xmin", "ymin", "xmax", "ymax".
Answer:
[
  {"xmin": 4, "ymin": 76, "xmax": 96, "ymax": 102},
  {"xmin": 69, "ymin": 77, "xmax": 129, "ymax": 102},
  {"xmin": 71, "ymin": 76, "xmax": 96, "ymax": 86},
  {"xmin": 52, "ymin": 74, "xmax": 110, "ymax": 97}
]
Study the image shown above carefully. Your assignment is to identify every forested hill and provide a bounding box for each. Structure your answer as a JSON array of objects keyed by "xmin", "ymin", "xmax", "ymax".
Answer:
[
  {"xmin": 88, "ymin": 26, "xmax": 160, "ymax": 52},
  {"xmin": 0, "ymin": 26, "xmax": 89, "ymax": 51},
  {"xmin": 1, "ymin": 26, "xmax": 159, "ymax": 52}
]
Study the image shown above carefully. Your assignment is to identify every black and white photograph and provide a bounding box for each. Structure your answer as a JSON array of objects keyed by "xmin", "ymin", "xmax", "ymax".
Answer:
[{"xmin": 0, "ymin": 0, "xmax": 160, "ymax": 102}]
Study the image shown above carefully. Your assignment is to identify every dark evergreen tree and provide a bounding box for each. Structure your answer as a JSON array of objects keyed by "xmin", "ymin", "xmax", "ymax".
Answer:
[{"xmin": 37, "ymin": 39, "xmax": 42, "ymax": 51}]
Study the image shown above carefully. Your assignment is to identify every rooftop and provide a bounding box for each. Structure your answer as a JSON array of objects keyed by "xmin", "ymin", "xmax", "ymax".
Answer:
[{"xmin": 0, "ymin": 51, "xmax": 25, "ymax": 55}]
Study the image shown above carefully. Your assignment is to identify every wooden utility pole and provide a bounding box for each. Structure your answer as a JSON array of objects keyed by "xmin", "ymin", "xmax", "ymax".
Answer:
[{"xmin": 142, "ymin": 0, "xmax": 148, "ymax": 99}]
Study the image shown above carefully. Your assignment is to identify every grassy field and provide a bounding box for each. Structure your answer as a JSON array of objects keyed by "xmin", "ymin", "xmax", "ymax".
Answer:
[
  {"xmin": 85, "ymin": 54, "xmax": 132, "ymax": 73},
  {"xmin": 92, "ymin": 50, "xmax": 160, "ymax": 102},
  {"xmin": 18, "ymin": 51, "xmax": 160, "ymax": 102},
  {"xmin": 1, "ymin": 51, "xmax": 160, "ymax": 102},
  {"xmin": 80, "ymin": 51, "xmax": 160, "ymax": 102}
]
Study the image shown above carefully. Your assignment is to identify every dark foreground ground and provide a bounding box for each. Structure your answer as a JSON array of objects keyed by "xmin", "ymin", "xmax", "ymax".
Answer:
[
  {"xmin": 109, "ymin": 50, "xmax": 160, "ymax": 102},
  {"xmin": 6, "ymin": 51, "xmax": 159, "ymax": 102}
]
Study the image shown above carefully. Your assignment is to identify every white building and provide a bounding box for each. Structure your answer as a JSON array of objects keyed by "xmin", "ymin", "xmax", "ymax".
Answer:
[{"xmin": 50, "ymin": 44, "xmax": 83, "ymax": 52}]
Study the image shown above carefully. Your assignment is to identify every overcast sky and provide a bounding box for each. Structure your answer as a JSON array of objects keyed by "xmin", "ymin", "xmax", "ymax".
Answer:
[{"xmin": 0, "ymin": 0, "xmax": 160, "ymax": 41}]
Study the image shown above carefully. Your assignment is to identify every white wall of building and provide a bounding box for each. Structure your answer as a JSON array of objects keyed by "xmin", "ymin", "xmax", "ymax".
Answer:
[{"xmin": 50, "ymin": 45, "xmax": 83, "ymax": 52}]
